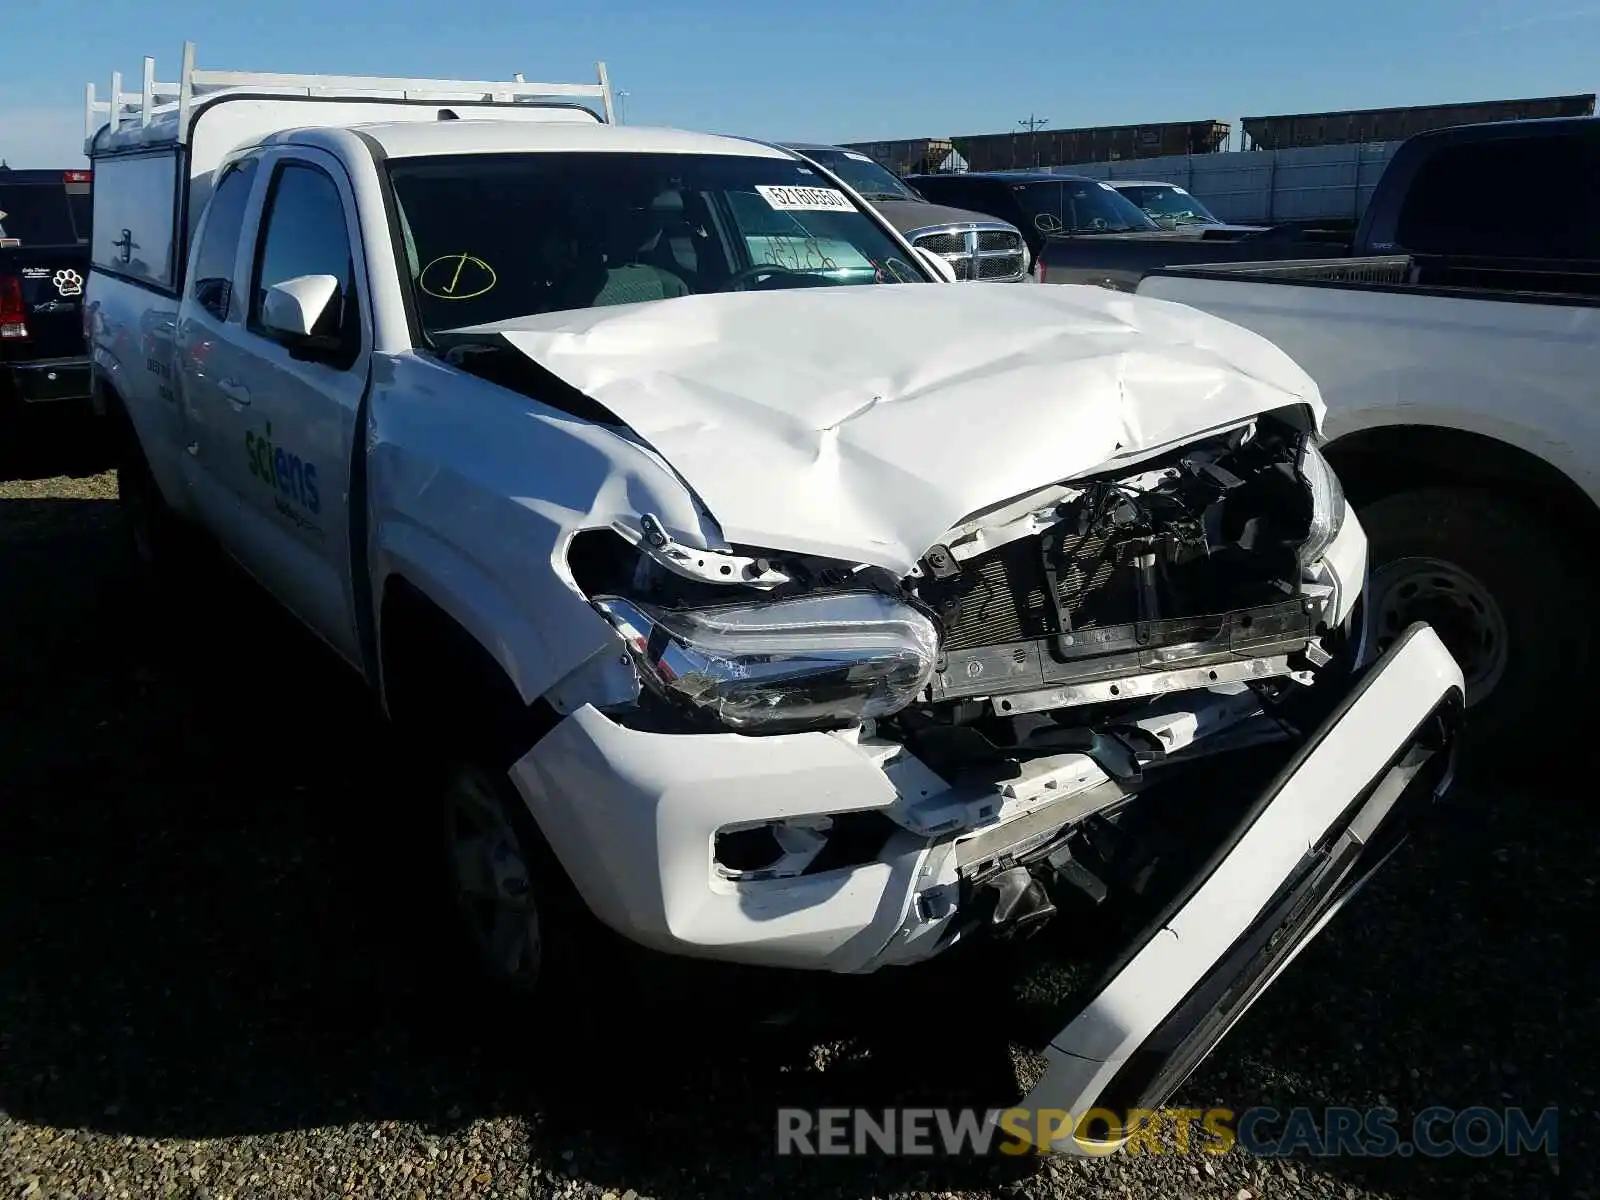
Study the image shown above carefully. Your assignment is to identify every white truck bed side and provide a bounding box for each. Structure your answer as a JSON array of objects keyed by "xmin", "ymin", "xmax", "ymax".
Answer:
[{"xmin": 1137, "ymin": 273, "xmax": 1600, "ymax": 511}]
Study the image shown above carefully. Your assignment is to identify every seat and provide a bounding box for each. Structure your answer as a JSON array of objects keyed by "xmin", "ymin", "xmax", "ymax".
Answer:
[
  {"xmin": 588, "ymin": 200, "xmax": 690, "ymax": 306},
  {"xmin": 643, "ymin": 189, "xmax": 703, "ymax": 278}
]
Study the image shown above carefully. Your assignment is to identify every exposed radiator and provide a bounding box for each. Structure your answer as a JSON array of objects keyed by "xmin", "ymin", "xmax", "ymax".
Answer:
[{"xmin": 938, "ymin": 529, "xmax": 1136, "ymax": 652}]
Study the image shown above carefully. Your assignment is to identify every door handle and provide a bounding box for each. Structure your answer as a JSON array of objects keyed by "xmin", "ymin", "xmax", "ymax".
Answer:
[{"xmin": 218, "ymin": 378, "xmax": 251, "ymax": 406}]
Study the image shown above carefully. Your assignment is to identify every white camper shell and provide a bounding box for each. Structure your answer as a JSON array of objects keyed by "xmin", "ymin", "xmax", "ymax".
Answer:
[{"xmin": 83, "ymin": 42, "xmax": 614, "ymax": 294}]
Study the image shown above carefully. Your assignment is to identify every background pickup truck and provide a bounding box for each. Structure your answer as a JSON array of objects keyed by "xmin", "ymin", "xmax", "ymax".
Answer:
[
  {"xmin": 905, "ymin": 170, "xmax": 1339, "ymax": 288},
  {"xmin": 780, "ymin": 144, "xmax": 1031, "ymax": 282},
  {"xmin": 0, "ymin": 167, "xmax": 93, "ymax": 412},
  {"xmin": 1135, "ymin": 114, "xmax": 1600, "ymax": 754},
  {"xmin": 1030, "ymin": 114, "xmax": 1588, "ymax": 291},
  {"xmin": 1101, "ymin": 180, "xmax": 1268, "ymax": 237},
  {"xmin": 907, "ymin": 170, "xmax": 1166, "ymax": 273}
]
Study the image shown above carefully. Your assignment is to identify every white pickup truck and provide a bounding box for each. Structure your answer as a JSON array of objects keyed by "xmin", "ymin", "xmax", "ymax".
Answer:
[
  {"xmin": 1137, "ymin": 116, "xmax": 1600, "ymax": 758},
  {"xmin": 84, "ymin": 45, "xmax": 1463, "ymax": 1153}
]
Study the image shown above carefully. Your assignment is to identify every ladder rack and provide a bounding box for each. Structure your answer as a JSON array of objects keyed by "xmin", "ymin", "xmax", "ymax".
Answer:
[{"xmin": 85, "ymin": 41, "xmax": 615, "ymax": 145}]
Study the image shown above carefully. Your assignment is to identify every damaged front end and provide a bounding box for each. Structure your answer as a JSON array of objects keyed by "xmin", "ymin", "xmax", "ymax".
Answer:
[
  {"xmin": 901, "ymin": 406, "xmax": 1348, "ymax": 765},
  {"xmin": 519, "ymin": 399, "xmax": 1458, "ymax": 1149},
  {"xmin": 556, "ymin": 405, "xmax": 1364, "ymax": 928}
]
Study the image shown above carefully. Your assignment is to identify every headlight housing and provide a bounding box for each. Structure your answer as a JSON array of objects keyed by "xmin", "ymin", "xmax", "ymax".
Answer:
[
  {"xmin": 1297, "ymin": 439, "xmax": 1346, "ymax": 569},
  {"xmin": 592, "ymin": 590, "xmax": 940, "ymax": 734}
]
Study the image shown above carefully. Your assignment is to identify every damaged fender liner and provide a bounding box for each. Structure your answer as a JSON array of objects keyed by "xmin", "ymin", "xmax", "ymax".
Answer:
[{"xmin": 1036, "ymin": 622, "xmax": 1463, "ymax": 1146}]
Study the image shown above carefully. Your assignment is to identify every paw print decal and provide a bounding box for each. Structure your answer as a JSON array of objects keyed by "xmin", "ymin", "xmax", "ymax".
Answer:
[{"xmin": 53, "ymin": 269, "xmax": 83, "ymax": 298}]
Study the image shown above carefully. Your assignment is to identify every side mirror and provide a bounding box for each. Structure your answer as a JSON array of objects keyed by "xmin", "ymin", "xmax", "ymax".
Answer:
[
  {"xmin": 262, "ymin": 274, "xmax": 341, "ymax": 347},
  {"xmin": 913, "ymin": 247, "xmax": 959, "ymax": 283}
]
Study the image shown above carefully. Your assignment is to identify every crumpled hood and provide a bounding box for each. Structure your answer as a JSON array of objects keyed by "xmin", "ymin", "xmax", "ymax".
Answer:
[{"xmin": 467, "ymin": 283, "xmax": 1323, "ymax": 574}]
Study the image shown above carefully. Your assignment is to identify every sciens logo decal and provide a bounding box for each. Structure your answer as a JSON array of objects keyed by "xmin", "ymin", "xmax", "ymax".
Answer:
[
  {"xmin": 245, "ymin": 421, "xmax": 322, "ymax": 532},
  {"xmin": 52, "ymin": 269, "xmax": 83, "ymax": 298}
]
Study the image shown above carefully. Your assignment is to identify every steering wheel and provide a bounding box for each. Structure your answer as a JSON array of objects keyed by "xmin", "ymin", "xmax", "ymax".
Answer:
[{"xmin": 722, "ymin": 263, "xmax": 810, "ymax": 290}]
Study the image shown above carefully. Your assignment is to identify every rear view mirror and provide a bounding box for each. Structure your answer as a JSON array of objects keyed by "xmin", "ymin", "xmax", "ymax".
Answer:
[
  {"xmin": 262, "ymin": 274, "xmax": 340, "ymax": 343},
  {"xmin": 913, "ymin": 247, "xmax": 959, "ymax": 283}
]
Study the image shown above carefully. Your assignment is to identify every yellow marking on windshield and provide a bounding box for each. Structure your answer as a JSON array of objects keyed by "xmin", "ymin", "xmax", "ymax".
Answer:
[{"xmin": 419, "ymin": 253, "xmax": 498, "ymax": 300}]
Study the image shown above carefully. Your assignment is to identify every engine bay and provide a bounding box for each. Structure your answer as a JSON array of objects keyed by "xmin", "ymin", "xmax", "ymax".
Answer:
[
  {"xmin": 910, "ymin": 419, "xmax": 1329, "ymax": 704},
  {"xmin": 569, "ymin": 412, "xmax": 1340, "ymax": 766}
]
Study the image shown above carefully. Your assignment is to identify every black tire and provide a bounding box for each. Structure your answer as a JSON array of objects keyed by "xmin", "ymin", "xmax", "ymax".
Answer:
[
  {"xmin": 420, "ymin": 757, "xmax": 609, "ymax": 1023},
  {"xmin": 1357, "ymin": 486, "xmax": 1593, "ymax": 765}
]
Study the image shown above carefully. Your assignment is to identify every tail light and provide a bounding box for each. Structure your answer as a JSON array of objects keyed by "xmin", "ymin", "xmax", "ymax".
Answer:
[{"xmin": 0, "ymin": 275, "xmax": 27, "ymax": 340}]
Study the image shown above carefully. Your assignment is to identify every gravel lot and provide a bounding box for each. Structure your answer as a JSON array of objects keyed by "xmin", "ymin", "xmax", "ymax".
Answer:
[{"xmin": 2, "ymin": 405, "xmax": 1592, "ymax": 1200}]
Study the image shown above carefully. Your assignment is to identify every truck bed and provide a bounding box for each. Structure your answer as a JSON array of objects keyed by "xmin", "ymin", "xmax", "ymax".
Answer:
[
  {"xmin": 1034, "ymin": 222, "xmax": 1357, "ymax": 289},
  {"xmin": 1136, "ymin": 256, "xmax": 1600, "ymax": 510},
  {"xmin": 1150, "ymin": 252, "xmax": 1600, "ymax": 301}
]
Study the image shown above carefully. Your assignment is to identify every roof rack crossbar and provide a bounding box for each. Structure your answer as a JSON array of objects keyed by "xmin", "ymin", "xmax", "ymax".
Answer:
[{"xmin": 86, "ymin": 40, "xmax": 615, "ymax": 145}]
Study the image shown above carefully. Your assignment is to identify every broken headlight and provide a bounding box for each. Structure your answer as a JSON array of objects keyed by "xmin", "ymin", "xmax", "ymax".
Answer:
[
  {"xmin": 591, "ymin": 591, "xmax": 939, "ymax": 734},
  {"xmin": 1297, "ymin": 439, "xmax": 1346, "ymax": 569}
]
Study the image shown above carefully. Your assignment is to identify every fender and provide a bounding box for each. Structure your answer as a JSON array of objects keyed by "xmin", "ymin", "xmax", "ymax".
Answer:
[
  {"xmin": 368, "ymin": 518, "xmax": 610, "ymax": 713},
  {"xmin": 362, "ymin": 355, "xmax": 723, "ymax": 714}
]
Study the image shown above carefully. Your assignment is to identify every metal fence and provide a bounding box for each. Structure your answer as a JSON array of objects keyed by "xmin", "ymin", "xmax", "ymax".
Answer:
[{"xmin": 1028, "ymin": 141, "xmax": 1404, "ymax": 225}]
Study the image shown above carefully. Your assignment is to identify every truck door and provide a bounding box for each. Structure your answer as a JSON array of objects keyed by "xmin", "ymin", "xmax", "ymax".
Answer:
[
  {"xmin": 174, "ymin": 153, "xmax": 264, "ymax": 543},
  {"xmin": 176, "ymin": 146, "xmax": 369, "ymax": 668}
]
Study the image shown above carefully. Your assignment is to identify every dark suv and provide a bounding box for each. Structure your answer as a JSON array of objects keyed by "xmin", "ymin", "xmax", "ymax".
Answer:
[
  {"xmin": 780, "ymin": 144, "xmax": 1031, "ymax": 282},
  {"xmin": 906, "ymin": 170, "xmax": 1163, "ymax": 267}
]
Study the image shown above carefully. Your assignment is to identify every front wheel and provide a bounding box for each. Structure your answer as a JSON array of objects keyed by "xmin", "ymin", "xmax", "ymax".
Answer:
[
  {"xmin": 1357, "ymin": 486, "xmax": 1592, "ymax": 761},
  {"xmin": 436, "ymin": 763, "xmax": 590, "ymax": 1008}
]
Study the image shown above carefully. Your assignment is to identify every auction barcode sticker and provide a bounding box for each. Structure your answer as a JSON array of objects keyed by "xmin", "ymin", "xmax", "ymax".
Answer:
[{"xmin": 755, "ymin": 185, "xmax": 855, "ymax": 212}]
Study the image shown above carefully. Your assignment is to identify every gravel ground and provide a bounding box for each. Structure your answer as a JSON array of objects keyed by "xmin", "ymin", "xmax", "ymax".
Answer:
[{"xmin": 1, "ymin": 405, "xmax": 1592, "ymax": 1200}]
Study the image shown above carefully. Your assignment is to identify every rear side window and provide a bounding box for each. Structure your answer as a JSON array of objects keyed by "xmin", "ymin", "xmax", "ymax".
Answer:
[
  {"xmin": 1395, "ymin": 134, "xmax": 1600, "ymax": 260},
  {"xmin": 0, "ymin": 182, "xmax": 83, "ymax": 246},
  {"xmin": 190, "ymin": 159, "xmax": 259, "ymax": 322}
]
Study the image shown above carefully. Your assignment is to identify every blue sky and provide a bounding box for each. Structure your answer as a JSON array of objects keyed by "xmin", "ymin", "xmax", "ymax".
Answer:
[{"xmin": 2, "ymin": 0, "xmax": 1597, "ymax": 166}]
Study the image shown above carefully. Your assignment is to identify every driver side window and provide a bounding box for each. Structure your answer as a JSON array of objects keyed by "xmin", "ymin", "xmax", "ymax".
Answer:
[{"xmin": 248, "ymin": 162, "xmax": 360, "ymax": 367}]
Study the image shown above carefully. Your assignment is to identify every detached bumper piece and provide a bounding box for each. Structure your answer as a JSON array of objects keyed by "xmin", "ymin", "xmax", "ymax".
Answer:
[
  {"xmin": 5, "ymin": 357, "xmax": 91, "ymax": 403},
  {"xmin": 1009, "ymin": 621, "xmax": 1463, "ymax": 1155}
]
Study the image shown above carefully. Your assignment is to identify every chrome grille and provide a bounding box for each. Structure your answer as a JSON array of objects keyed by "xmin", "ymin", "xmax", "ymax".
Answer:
[
  {"xmin": 909, "ymin": 224, "xmax": 1028, "ymax": 283},
  {"xmin": 979, "ymin": 254, "xmax": 1024, "ymax": 279},
  {"xmin": 914, "ymin": 232, "xmax": 967, "ymax": 256}
]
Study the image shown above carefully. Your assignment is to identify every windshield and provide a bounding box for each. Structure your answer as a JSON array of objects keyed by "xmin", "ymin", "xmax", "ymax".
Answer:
[
  {"xmin": 1113, "ymin": 184, "xmax": 1220, "ymax": 225},
  {"xmin": 1009, "ymin": 179, "xmax": 1160, "ymax": 235},
  {"xmin": 795, "ymin": 148, "xmax": 924, "ymax": 202},
  {"xmin": 387, "ymin": 152, "xmax": 927, "ymax": 340},
  {"xmin": 0, "ymin": 179, "xmax": 91, "ymax": 247}
]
